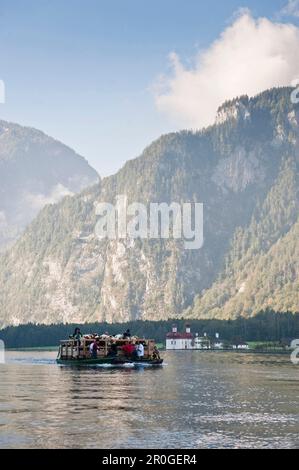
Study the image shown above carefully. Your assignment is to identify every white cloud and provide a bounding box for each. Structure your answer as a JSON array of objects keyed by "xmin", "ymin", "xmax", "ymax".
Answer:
[
  {"xmin": 24, "ymin": 184, "xmax": 74, "ymax": 212},
  {"xmin": 281, "ymin": 0, "xmax": 299, "ymax": 18},
  {"xmin": 154, "ymin": 12, "xmax": 299, "ymax": 129}
]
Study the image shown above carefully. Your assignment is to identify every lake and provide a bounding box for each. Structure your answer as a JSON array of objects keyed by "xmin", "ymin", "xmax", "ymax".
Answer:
[{"xmin": 0, "ymin": 350, "xmax": 298, "ymax": 449}]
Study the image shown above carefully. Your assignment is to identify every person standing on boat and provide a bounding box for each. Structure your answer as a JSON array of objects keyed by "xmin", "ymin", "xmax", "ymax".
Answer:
[
  {"xmin": 73, "ymin": 328, "xmax": 83, "ymax": 343},
  {"xmin": 123, "ymin": 329, "xmax": 131, "ymax": 339},
  {"xmin": 122, "ymin": 342, "xmax": 135, "ymax": 357},
  {"xmin": 136, "ymin": 343, "xmax": 144, "ymax": 358},
  {"xmin": 73, "ymin": 328, "xmax": 83, "ymax": 358},
  {"xmin": 107, "ymin": 343, "xmax": 118, "ymax": 357},
  {"xmin": 90, "ymin": 340, "xmax": 99, "ymax": 359},
  {"xmin": 133, "ymin": 344, "xmax": 139, "ymax": 359}
]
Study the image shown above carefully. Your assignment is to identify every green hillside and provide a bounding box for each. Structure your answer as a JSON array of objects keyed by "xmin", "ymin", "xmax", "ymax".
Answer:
[{"xmin": 0, "ymin": 87, "xmax": 298, "ymax": 326}]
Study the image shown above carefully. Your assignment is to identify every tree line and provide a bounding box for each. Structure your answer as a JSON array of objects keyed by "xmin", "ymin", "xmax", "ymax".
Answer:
[{"xmin": 0, "ymin": 310, "xmax": 298, "ymax": 348}]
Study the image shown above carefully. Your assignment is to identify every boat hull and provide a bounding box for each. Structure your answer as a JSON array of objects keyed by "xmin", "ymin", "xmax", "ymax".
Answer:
[{"xmin": 56, "ymin": 357, "xmax": 163, "ymax": 367}]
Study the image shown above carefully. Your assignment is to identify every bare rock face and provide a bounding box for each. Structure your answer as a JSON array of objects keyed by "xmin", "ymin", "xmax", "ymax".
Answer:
[
  {"xmin": 0, "ymin": 87, "xmax": 298, "ymax": 327},
  {"xmin": 212, "ymin": 147, "xmax": 265, "ymax": 193},
  {"xmin": 215, "ymin": 97, "xmax": 251, "ymax": 125}
]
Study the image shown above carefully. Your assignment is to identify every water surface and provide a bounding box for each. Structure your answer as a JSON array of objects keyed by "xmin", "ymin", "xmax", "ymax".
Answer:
[{"xmin": 0, "ymin": 350, "xmax": 298, "ymax": 449}]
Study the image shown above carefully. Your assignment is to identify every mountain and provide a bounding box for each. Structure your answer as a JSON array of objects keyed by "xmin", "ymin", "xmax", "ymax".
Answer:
[
  {"xmin": 186, "ymin": 156, "xmax": 299, "ymax": 319},
  {"xmin": 0, "ymin": 120, "xmax": 99, "ymax": 250},
  {"xmin": 0, "ymin": 87, "xmax": 298, "ymax": 327}
]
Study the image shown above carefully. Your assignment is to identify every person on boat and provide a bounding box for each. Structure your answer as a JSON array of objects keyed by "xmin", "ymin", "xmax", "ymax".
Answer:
[
  {"xmin": 121, "ymin": 343, "xmax": 129, "ymax": 356},
  {"xmin": 152, "ymin": 345, "xmax": 161, "ymax": 360},
  {"xmin": 90, "ymin": 340, "xmax": 99, "ymax": 359},
  {"xmin": 122, "ymin": 342, "xmax": 135, "ymax": 357},
  {"xmin": 136, "ymin": 343, "xmax": 144, "ymax": 359},
  {"xmin": 107, "ymin": 343, "xmax": 118, "ymax": 357},
  {"xmin": 123, "ymin": 329, "xmax": 131, "ymax": 339},
  {"xmin": 128, "ymin": 343, "xmax": 135, "ymax": 355},
  {"xmin": 72, "ymin": 327, "xmax": 83, "ymax": 358},
  {"xmin": 132, "ymin": 344, "xmax": 139, "ymax": 359},
  {"xmin": 73, "ymin": 327, "xmax": 83, "ymax": 343}
]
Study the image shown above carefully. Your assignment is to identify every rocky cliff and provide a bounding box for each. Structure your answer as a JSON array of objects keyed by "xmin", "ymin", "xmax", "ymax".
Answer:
[{"xmin": 0, "ymin": 88, "xmax": 298, "ymax": 326}]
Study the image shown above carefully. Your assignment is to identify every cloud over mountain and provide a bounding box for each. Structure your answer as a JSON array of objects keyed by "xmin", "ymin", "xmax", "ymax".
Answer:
[{"xmin": 154, "ymin": 11, "xmax": 299, "ymax": 129}]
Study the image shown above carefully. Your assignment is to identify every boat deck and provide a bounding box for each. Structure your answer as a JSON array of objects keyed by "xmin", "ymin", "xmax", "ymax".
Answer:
[{"xmin": 57, "ymin": 335, "xmax": 162, "ymax": 366}]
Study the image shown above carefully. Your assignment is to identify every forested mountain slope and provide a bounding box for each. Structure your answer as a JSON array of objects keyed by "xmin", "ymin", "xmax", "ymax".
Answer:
[
  {"xmin": 0, "ymin": 120, "xmax": 99, "ymax": 250},
  {"xmin": 0, "ymin": 88, "xmax": 298, "ymax": 326}
]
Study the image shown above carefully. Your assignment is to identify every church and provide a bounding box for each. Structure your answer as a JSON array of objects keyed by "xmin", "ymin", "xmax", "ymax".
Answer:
[{"xmin": 166, "ymin": 324, "xmax": 214, "ymax": 350}]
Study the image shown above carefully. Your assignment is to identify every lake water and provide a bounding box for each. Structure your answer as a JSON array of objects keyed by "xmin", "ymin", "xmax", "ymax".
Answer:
[{"xmin": 0, "ymin": 350, "xmax": 298, "ymax": 449}]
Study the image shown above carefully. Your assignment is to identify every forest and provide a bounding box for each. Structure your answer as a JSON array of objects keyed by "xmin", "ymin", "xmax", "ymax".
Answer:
[{"xmin": 0, "ymin": 310, "xmax": 298, "ymax": 348}]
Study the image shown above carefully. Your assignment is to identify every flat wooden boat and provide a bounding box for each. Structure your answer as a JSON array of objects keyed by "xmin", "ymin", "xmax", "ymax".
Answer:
[{"xmin": 56, "ymin": 335, "xmax": 163, "ymax": 367}]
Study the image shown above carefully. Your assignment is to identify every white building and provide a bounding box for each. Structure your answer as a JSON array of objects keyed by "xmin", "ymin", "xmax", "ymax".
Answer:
[
  {"xmin": 166, "ymin": 324, "xmax": 194, "ymax": 350},
  {"xmin": 193, "ymin": 333, "xmax": 211, "ymax": 349},
  {"xmin": 166, "ymin": 325, "xmax": 213, "ymax": 350},
  {"xmin": 166, "ymin": 325, "xmax": 249, "ymax": 351}
]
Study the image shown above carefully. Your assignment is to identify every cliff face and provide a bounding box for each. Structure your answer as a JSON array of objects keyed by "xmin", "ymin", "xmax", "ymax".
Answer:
[
  {"xmin": 0, "ymin": 88, "xmax": 298, "ymax": 327},
  {"xmin": 187, "ymin": 156, "xmax": 299, "ymax": 320},
  {"xmin": 0, "ymin": 121, "xmax": 99, "ymax": 250}
]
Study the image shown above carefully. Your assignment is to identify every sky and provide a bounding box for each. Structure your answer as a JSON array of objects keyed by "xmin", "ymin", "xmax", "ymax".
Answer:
[{"xmin": 0, "ymin": 0, "xmax": 299, "ymax": 176}]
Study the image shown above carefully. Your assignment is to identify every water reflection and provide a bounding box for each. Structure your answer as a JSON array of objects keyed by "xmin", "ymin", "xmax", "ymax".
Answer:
[{"xmin": 0, "ymin": 351, "xmax": 298, "ymax": 448}]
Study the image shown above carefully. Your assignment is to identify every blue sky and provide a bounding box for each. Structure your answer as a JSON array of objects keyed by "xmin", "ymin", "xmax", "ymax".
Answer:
[{"xmin": 0, "ymin": 0, "xmax": 297, "ymax": 176}]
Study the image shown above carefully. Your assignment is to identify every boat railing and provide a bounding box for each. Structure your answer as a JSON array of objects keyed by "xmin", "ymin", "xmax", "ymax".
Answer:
[{"xmin": 59, "ymin": 337, "xmax": 155, "ymax": 360}]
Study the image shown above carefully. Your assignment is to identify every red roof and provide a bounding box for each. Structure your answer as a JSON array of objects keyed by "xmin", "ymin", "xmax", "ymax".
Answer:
[{"xmin": 166, "ymin": 332, "xmax": 194, "ymax": 339}]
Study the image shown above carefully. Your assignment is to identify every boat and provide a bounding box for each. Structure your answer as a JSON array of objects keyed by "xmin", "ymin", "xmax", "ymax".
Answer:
[{"xmin": 56, "ymin": 334, "xmax": 163, "ymax": 367}]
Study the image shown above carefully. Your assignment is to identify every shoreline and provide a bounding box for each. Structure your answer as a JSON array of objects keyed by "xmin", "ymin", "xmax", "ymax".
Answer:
[{"xmin": 6, "ymin": 346, "xmax": 292, "ymax": 355}]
